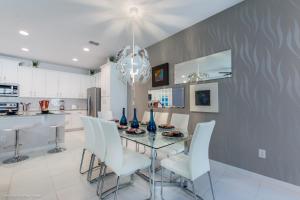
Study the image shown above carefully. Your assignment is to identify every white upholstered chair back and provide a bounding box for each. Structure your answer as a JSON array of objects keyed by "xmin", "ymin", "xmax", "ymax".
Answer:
[
  {"xmin": 99, "ymin": 119, "xmax": 123, "ymax": 173},
  {"xmin": 141, "ymin": 111, "xmax": 150, "ymax": 123},
  {"xmin": 189, "ymin": 120, "xmax": 215, "ymax": 180},
  {"xmin": 90, "ymin": 118, "xmax": 106, "ymax": 161},
  {"xmin": 170, "ymin": 113, "xmax": 190, "ymax": 133},
  {"xmin": 98, "ymin": 111, "xmax": 113, "ymax": 121},
  {"xmin": 154, "ymin": 112, "xmax": 169, "ymax": 125},
  {"xmin": 81, "ymin": 116, "xmax": 95, "ymax": 153}
]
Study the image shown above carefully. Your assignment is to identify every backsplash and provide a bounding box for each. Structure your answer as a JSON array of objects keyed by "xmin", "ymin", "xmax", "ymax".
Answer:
[{"xmin": 0, "ymin": 97, "xmax": 87, "ymax": 111}]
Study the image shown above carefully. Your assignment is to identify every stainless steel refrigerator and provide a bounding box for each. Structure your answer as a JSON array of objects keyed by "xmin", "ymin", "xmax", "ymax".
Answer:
[{"xmin": 87, "ymin": 87, "xmax": 101, "ymax": 117}]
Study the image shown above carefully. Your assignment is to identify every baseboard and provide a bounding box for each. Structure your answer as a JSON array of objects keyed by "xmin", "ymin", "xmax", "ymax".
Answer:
[{"xmin": 211, "ymin": 160, "xmax": 300, "ymax": 191}]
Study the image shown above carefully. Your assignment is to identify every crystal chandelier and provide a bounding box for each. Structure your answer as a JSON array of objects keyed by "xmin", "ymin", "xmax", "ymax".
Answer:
[{"xmin": 115, "ymin": 7, "xmax": 151, "ymax": 86}]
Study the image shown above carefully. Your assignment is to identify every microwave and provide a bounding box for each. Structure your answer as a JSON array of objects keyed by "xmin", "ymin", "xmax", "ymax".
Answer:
[{"xmin": 0, "ymin": 84, "xmax": 19, "ymax": 97}]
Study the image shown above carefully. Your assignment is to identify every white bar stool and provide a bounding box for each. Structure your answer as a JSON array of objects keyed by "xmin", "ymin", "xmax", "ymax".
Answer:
[
  {"xmin": 2, "ymin": 128, "xmax": 29, "ymax": 164},
  {"xmin": 48, "ymin": 123, "xmax": 66, "ymax": 153}
]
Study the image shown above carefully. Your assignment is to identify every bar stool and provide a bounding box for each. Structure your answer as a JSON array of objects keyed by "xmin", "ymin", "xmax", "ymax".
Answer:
[
  {"xmin": 48, "ymin": 123, "xmax": 66, "ymax": 153},
  {"xmin": 2, "ymin": 128, "xmax": 29, "ymax": 164}
]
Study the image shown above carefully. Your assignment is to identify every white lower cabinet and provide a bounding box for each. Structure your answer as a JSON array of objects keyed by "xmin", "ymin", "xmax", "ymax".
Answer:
[{"xmin": 65, "ymin": 110, "xmax": 87, "ymax": 130}]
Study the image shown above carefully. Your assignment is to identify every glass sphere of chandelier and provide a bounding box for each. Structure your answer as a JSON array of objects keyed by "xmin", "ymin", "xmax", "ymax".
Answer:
[{"xmin": 115, "ymin": 7, "xmax": 151, "ymax": 86}]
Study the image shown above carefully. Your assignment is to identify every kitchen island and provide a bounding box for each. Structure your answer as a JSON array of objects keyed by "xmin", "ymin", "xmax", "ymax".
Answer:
[{"xmin": 0, "ymin": 112, "xmax": 66, "ymax": 159}]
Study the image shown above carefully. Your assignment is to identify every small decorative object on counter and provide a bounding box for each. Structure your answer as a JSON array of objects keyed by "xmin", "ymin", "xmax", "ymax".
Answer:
[
  {"xmin": 120, "ymin": 108, "xmax": 128, "ymax": 126},
  {"xmin": 39, "ymin": 100, "xmax": 49, "ymax": 114},
  {"xmin": 130, "ymin": 108, "xmax": 139, "ymax": 129},
  {"xmin": 147, "ymin": 109, "xmax": 157, "ymax": 133}
]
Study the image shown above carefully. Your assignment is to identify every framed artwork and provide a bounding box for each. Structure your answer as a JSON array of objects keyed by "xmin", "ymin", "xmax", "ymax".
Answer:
[
  {"xmin": 190, "ymin": 82, "xmax": 219, "ymax": 113},
  {"xmin": 152, "ymin": 63, "xmax": 169, "ymax": 87}
]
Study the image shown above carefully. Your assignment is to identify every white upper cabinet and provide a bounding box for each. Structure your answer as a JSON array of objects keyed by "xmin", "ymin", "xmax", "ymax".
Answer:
[
  {"xmin": 0, "ymin": 59, "xmax": 19, "ymax": 83},
  {"xmin": 32, "ymin": 68, "xmax": 46, "ymax": 97},
  {"xmin": 59, "ymin": 72, "xmax": 73, "ymax": 98},
  {"xmin": 45, "ymin": 69, "xmax": 59, "ymax": 98},
  {"xmin": 99, "ymin": 62, "xmax": 127, "ymax": 118},
  {"xmin": 100, "ymin": 63, "xmax": 111, "ymax": 97},
  {"xmin": 0, "ymin": 57, "xmax": 94, "ymax": 99},
  {"xmin": 18, "ymin": 67, "xmax": 33, "ymax": 97}
]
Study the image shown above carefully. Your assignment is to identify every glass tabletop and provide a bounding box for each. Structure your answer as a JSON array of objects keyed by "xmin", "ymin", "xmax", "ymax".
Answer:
[{"xmin": 119, "ymin": 126, "xmax": 191, "ymax": 149}]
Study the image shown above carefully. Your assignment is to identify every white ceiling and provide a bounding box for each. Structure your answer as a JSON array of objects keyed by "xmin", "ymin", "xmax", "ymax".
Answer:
[{"xmin": 0, "ymin": 0, "xmax": 243, "ymax": 69}]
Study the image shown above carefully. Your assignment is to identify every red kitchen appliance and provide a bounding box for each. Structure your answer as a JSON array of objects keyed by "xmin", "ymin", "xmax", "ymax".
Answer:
[{"xmin": 39, "ymin": 100, "xmax": 49, "ymax": 113}]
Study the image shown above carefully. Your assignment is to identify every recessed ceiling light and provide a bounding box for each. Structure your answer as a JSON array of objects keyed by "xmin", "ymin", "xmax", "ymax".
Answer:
[
  {"xmin": 83, "ymin": 47, "xmax": 90, "ymax": 52},
  {"xmin": 21, "ymin": 48, "xmax": 29, "ymax": 52},
  {"xmin": 129, "ymin": 6, "xmax": 139, "ymax": 18},
  {"xmin": 19, "ymin": 30, "xmax": 29, "ymax": 36},
  {"xmin": 72, "ymin": 58, "xmax": 78, "ymax": 62}
]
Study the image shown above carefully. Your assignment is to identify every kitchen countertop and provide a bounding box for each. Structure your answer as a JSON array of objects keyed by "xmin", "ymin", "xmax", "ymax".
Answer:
[{"xmin": 0, "ymin": 111, "xmax": 67, "ymax": 118}]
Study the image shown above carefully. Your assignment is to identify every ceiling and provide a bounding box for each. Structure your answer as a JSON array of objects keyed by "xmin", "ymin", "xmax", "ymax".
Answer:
[{"xmin": 0, "ymin": 0, "xmax": 243, "ymax": 69}]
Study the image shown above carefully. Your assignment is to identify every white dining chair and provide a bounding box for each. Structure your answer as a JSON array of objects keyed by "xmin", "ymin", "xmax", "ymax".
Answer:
[
  {"xmin": 88, "ymin": 117, "xmax": 107, "ymax": 185},
  {"xmin": 160, "ymin": 113, "xmax": 190, "ymax": 157},
  {"xmin": 80, "ymin": 116, "xmax": 96, "ymax": 175},
  {"xmin": 155, "ymin": 112, "xmax": 169, "ymax": 125},
  {"xmin": 160, "ymin": 120, "xmax": 216, "ymax": 200},
  {"xmin": 98, "ymin": 119, "xmax": 152, "ymax": 199},
  {"xmin": 98, "ymin": 110, "xmax": 113, "ymax": 120},
  {"xmin": 141, "ymin": 111, "xmax": 150, "ymax": 124}
]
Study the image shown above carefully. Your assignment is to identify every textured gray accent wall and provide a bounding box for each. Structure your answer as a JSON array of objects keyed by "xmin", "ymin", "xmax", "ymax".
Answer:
[{"xmin": 128, "ymin": 0, "xmax": 300, "ymax": 185}]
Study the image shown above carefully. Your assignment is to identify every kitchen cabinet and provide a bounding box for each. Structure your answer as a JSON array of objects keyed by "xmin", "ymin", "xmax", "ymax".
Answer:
[
  {"xmin": 32, "ymin": 68, "xmax": 46, "ymax": 97},
  {"xmin": 59, "ymin": 72, "xmax": 73, "ymax": 98},
  {"xmin": 100, "ymin": 64, "xmax": 110, "ymax": 97},
  {"xmin": 92, "ymin": 73, "xmax": 101, "ymax": 88},
  {"xmin": 100, "ymin": 62, "xmax": 127, "ymax": 118},
  {"xmin": 65, "ymin": 110, "xmax": 87, "ymax": 130},
  {"xmin": 0, "ymin": 59, "xmax": 19, "ymax": 83},
  {"xmin": 0, "ymin": 57, "xmax": 94, "ymax": 99},
  {"xmin": 45, "ymin": 70, "xmax": 59, "ymax": 98},
  {"xmin": 18, "ymin": 67, "xmax": 33, "ymax": 97}
]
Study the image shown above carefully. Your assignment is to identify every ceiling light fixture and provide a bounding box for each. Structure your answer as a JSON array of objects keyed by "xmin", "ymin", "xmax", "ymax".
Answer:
[
  {"xmin": 83, "ymin": 47, "xmax": 90, "ymax": 52},
  {"xmin": 115, "ymin": 6, "xmax": 150, "ymax": 87},
  {"xmin": 21, "ymin": 48, "xmax": 29, "ymax": 52},
  {"xmin": 19, "ymin": 30, "xmax": 29, "ymax": 36},
  {"xmin": 72, "ymin": 58, "xmax": 78, "ymax": 62}
]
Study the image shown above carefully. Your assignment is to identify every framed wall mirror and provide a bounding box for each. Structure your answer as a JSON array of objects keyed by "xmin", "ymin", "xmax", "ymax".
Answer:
[
  {"xmin": 174, "ymin": 49, "xmax": 232, "ymax": 84},
  {"xmin": 148, "ymin": 87, "xmax": 185, "ymax": 108}
]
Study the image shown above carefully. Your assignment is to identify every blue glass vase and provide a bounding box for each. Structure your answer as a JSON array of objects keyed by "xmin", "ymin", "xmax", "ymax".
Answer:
[
  {"xmin": 147, "ymin": 109, "xmax": 157, "ymax": 133},
  {"xmin": 120, "ymin": 108, "xmax": 128, "ymax": 126},
  {"xmin": 131, "ymin": 108, "xmax": 139, "ymax": 128}
]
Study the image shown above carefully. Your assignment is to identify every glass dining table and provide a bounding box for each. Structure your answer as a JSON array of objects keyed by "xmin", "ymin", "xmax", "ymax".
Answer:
[{"xmin": 119, "ymin": 126, "xmax": 191, "ymax": 200}]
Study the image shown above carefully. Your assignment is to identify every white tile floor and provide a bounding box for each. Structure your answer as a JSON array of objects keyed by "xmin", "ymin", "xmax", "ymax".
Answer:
[{"xmin": 1, "ymin": 130, "xmax": 300, "ymax": 200}]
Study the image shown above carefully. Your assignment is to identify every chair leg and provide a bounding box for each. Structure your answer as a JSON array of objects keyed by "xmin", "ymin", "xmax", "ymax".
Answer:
[
  {"xmin": 79, "ymin": 148, "xmax": 86, "ymax": 174},
  {"xmin": 96, "ymin": 164, "xmax": 104, "ymax": 196},
  {"xmin": 87, "ymin": 154, "xmax": 95, "ymax": 182},
  {"xmin": 114, "ymin": 176, "xmax": 120, "ymax": 200},
  {"xmin": 161, "ymin": 167, "xmax": 164, "ymax": 199},
  {"xmin": 191, "ymin": 181, "xmax": 198, "ymax": 200},
  {"xmin": 148, "ymin": 167, "xmax": 152, "ymax": 199},
  {"xmin": 208, "ymin": 172, "xmax": 216, "ymax": 200},
  {"xmin": 98, "ymin": 165, "xmax": 107, "ymax": 199}
]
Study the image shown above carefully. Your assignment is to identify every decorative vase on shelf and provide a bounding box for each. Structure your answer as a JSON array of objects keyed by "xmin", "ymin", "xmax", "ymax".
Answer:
[
  {"xmin": 147, "ymin": 109, "xmax": 156, "ymax": 133},
  {"xmin": 131, "ymin": 108, "xmax": 139, "ymax": 128},
  {"xmin": 120, "ymin": 108, "xmax": 128, "ymax": 126}
]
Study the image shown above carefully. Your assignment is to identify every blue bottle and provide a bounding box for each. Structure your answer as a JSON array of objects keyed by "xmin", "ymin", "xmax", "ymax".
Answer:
[
  {"xmin": 147, "ymin": 109, "xmax": 157, "ymax": 133},
  {"xmin": 120, "ymin": 108, "xmax": 128, "ymax": 126},
  {"xmin": 131, "ymin": 108, "xmax": 139, "ymax": 128}
]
